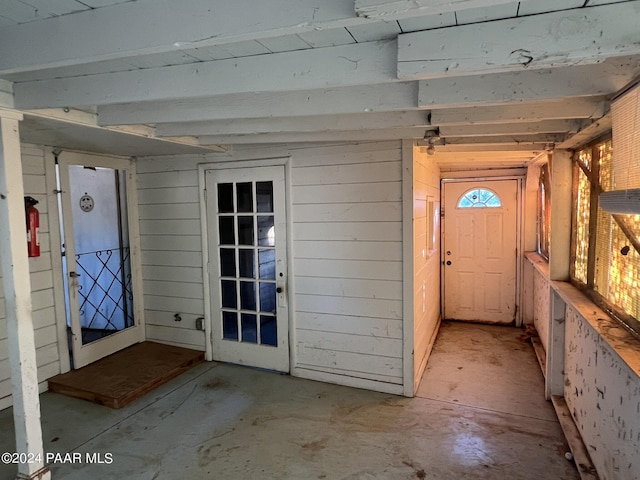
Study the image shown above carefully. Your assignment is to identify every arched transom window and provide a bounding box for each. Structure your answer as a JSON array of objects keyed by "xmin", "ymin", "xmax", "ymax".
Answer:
[{"xmin": 457, "ymin": 188, "xmax": 502, "ymax": 208}]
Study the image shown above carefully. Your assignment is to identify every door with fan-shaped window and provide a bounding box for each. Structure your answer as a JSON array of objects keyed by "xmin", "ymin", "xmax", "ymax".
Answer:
[{"xmin": 442, "ymin": 180, "xmax": 519, "ymax": 324}]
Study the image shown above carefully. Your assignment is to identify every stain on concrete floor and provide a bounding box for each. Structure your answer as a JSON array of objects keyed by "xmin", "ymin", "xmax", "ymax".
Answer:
[{"xmin": 0, "ymin": 322, "xmax": 579, "ymax": 480}]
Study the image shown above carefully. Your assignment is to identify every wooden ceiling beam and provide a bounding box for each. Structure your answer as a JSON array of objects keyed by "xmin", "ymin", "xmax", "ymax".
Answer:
[
  {"xmin": 355, "ymin": 0, "xmax": 526, "ymax": 20},
  {"xmin": 0, "ymin": 0, "xmax": 363, "ymax": 75},
  {"xmin": 439, "ymin": 119, "xmax": 582, "ymax": 137},
  {"xmin": 197, "ymin": 127, "xmax": 429, "ymax": 145},
  {"xmin": 0, "ymin": 0, "xmax": 543, "ymax": 76},
  {"xmin": 97, "ymin": 82, "xmax": 418, "ymax": 126},
  {"xmin": 558, "ymin": 115, "xmax": 613, "ymax": 149},
  {"xmin": 155, "ymin": 110, "xmax": 430, "ymax": 137},
  {"xmin": 13, "ymin": 40, "xmax": 397, "ymax": 109},
  {"xmin": 430, "ymin": 150, "xmax": 538, "ymax": 159},
  {"xmin": 439, "ymin": 133, "xmax": 567, "ymax": 145},
  {"xmin": 196, "ymin": 130, "xmax": 566, "ymax": 146},
  {"xmin": 398, "ymin": 2, "xmax": 640, "ymax": 80},
  {"xmin": 431, "ymin": 98, "xmax": 607, "ymax": 126},
  {"xmin": 429, "ymin": 144, "xmax": 548, "ymax": 153},
  {"xmin": 418, "ymin": 57, "xmax": 640, "ymax": 108}
]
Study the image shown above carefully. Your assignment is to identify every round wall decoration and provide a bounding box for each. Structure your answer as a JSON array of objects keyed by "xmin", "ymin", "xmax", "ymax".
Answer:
[{"xmin": 79, "ymin": 194, "xmax": 94, "ymax": 212}]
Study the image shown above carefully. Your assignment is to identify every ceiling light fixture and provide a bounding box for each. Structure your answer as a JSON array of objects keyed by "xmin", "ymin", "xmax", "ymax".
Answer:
[{"xmin": 423, "ymin": 129, "xmax": 441, "ymax": 155}]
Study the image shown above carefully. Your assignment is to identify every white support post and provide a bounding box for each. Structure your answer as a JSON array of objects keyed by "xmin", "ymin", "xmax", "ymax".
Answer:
[
  {"xmin": 401, "ymin": 139, "xmax": 415, "ymax": 397},
  {"xmin": 544, "ymin": 148, "xmax": 573, "ymax": 401},
  {"xmin": 0, "ymin": 111, "xmax": 51, "ymax": 480},
  {"xmin": 549, "ymin": 150, "xmax": 573, "ymax": 281},
  {"xmin": 545, "ymin": 289, "xmax": 566, "ymax": 400}
]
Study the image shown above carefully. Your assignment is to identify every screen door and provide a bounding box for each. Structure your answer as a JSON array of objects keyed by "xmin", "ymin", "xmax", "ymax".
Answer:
[{"xmin": 58, "ymin": 153, "xmax": 142, "ymax": 368}]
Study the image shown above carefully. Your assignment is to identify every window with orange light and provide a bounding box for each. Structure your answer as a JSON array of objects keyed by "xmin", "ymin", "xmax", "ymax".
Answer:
[{"xmin": 570, "ymin": 137, "xmax": 640, "ymax": 336}]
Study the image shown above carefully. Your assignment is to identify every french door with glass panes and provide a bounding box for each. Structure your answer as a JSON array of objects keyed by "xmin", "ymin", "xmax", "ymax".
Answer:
[{"xmin": 205, "ymin": 165, "xmax": 289, "ymax": 372}]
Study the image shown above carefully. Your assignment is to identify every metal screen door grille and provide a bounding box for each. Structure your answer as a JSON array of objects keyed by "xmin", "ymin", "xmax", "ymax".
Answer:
[
  {"xmin": 76, "ymin": 247, "xmax": 134, "ymax": 344},
  {"xmin": 217, "ymin": 181, "xmax": 278, "ymax": 346}
]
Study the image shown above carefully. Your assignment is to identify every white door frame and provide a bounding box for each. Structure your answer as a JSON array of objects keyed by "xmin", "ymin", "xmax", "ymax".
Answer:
[
  {"xmin": 198, "ymin": 158, "xmax": 292, "ymax": 368},
  {"xmin": 57, "ymin": 151, "xmax": 145, "ymax": 368},
  {"xmin": 440, "ymin": 175, "xmax": 525, "ymax": 326}
]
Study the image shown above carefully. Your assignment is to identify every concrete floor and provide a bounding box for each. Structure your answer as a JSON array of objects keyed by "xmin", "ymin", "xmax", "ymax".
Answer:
[{"xmin": 0, "ymin": 321, "xmax": 580, "ymax": 480}]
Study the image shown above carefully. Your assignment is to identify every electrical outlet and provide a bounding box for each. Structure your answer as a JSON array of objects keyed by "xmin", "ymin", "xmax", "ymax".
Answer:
[{"xmin": 195, "ymin": 317, "xmax": 204, "ymax": 331}]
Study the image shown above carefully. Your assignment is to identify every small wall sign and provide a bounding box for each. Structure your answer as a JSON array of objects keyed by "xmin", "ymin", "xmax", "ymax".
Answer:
[{"xmin": 79, "ymin": 194, "xmax": 94, "ymax": 212}]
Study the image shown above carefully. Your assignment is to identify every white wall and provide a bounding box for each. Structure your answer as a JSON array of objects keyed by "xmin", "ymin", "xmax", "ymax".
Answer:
[
  {"xmin": 412, "ymin": 146, "xmax": 441, "ymax": 389},
  {"xmin": 289, "ymin": 142, "xmax": 404, "ymax": 393},
  {"xmin": 0, "ymin": 144, "xmax": 62, "ymax": 410},
  {"xmin": 524, "ymin": 254, "xmax": 551, "ymax": 352},
  {"xmin": 136, "ymin": 141, "xmax": 405, "ymax": 394},
  {"xmin": 564, "ymin": 300, "xmax": 640, "ymax": 479},
  {"xmin": 136, "ymin": 154, "xmax": 208, "ymax": 351},
  {"xmin": 524, "ymin": 255, "xmax": 640, "ymax": 479}
]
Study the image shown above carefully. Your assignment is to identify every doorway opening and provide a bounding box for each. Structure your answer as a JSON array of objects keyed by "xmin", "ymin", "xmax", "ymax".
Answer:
[
  {"xmin": 55, "ymin": 153, "xmax": 142, "ymax": 369},
  {"xmin": 203, "ymin": 163, "xmax": 290, "ymax": 373},
  {"xmin": 441, "ymin": 178, "xmax": 523, "ymax": 325}
]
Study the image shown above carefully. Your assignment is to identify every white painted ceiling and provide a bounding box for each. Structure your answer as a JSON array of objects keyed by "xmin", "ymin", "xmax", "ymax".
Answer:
[{"xmin": 1, "ymin": 0, "xmax": 639, "ymax": 165}]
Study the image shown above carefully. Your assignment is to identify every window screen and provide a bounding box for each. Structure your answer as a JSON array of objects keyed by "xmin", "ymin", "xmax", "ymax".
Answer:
[
  {"xmin": 573, "ymin": 162, "xmax": 590, "ymax": 285},
  {"xmin": 570, "ymin": 137, "xmax": 640, "ymax": 334},
  {"xmin": 612, "ymin": 84, "xmax": 640, "ymax": 191}
]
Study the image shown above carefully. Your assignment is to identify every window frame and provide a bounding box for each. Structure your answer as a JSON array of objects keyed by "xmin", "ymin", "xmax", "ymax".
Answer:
[
  {"xmin": 569, "ymin": 134, "xmax": 640, "ymax": 338},
  {"xmin": 426, "ymin": 196, "xmax": 437, "ymax": 257},
  {"xmin": 456, "ymin": 187, "xmax": 502, "ymax": 209},
  {"xmin": 537, "ymin": 163, "xmax": 551, "ymax": 261}
]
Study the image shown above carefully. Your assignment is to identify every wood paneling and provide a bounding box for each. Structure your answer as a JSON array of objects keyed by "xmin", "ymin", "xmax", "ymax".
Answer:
[
  {"xmin": 135, "ymin": 141, "xmax": 405, "ymax": 391},
  {"xmin": 136, "ymin": 158, "xmax": 206, "ymax": 351},
  {"xmin": 297, "ymin": 312, "xmax": 402, "ymax": 339},
  {"xmin": 295, "ymin": 277, "xmax": 402, "ymax": 301},
  {"xmin": 564, "ymin": 304, "xmax": 640, "ymax": 479},
  {"xmin": 0, "ymin": 144, "xmax": 62, "ymax": 407},
  {"xmin": 294, "ymin": 258, "xmax": 402, "ymax": 281},
  {"xmin": 292, "ymin": 182, "xmax": 402, "ymax": 204},
  {"xmin": 412, "ymin": 146, "xmax": 441, "ymax": 390},
  {"xmin": 293, "ymin": 222, "xmax": 401, "ymax": 242},
  {"xmin": 291, "ymin": 141, "xmax": 404, "ymax": 387}
]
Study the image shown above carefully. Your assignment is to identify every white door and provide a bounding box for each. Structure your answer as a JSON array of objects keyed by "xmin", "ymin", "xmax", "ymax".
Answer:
[
  {"xmin": 58, "ymin": 153, "xmax": 143, "ymax": 368},
  {"xmin": 205, "ymin": 165, "xmax": 289, "ymax": 372},
  {"xmin": 442, "ymin": 180, "xmax": 518, "ymax": 324}
]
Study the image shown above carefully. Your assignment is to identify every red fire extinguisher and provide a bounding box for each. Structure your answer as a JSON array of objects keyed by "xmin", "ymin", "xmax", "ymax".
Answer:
[{"xmin": 25, "ymin": 196, "xmax": 40, "ymax": 258}]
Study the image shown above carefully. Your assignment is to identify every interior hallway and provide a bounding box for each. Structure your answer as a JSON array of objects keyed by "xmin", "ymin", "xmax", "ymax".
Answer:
[{"xmin": 0, "ymin": 322, "xmax": 579, "ymax": 480}]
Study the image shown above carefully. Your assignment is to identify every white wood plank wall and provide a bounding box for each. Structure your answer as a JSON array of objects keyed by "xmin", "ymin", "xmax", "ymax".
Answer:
[
  {"xmin": 412, "ymin": 147, "xmax": 441, "ymax": 389},
  {"xmin": 0, "ymin": 144, "xmax": 61, "ymax": 410},
  {"xmin": 564, "ymin": 304, "xmax": 640, "ymax": 479},
  {"xmin": 136, "ymin": 154, "xmax": 207, "ymax": 351},
  {"xmin": 289, "ymin": 142, "xmax": 404, "ymax": 392},
  {"xmin": 533, "ymin": 266, "xmax": 550, "ymax": 352},
  {"xmin": 137, "ymin": 141, "xmax": 405, "ymax": 393}
]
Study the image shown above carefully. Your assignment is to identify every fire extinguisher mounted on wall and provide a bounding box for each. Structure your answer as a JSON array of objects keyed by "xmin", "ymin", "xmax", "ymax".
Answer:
[{"xmin": 24, "ymin": 196, "xmax": 40, "ymax": 258}]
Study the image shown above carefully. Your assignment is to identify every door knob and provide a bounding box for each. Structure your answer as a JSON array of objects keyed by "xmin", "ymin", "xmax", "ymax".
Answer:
[
  {"xmin": 446, "ymin": 261, "xmax": 452, "ymax": 266},
  {"xmin": 276, "ymin": 287, "xmax": 283, "ymax": 293},
  {"xmin": 69, "ymin": 271, "xmax": 81, "ymax": 278}
]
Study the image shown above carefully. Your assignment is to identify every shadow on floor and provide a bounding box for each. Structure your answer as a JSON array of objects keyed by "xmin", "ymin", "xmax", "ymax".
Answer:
[{"xmin": 0, "ymin": 322, "xmax": 579, "ymax": 480}]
